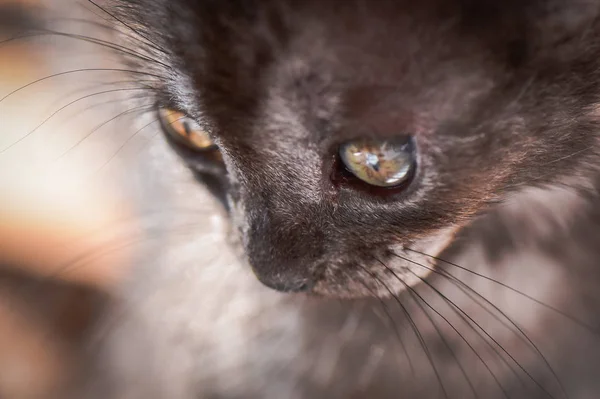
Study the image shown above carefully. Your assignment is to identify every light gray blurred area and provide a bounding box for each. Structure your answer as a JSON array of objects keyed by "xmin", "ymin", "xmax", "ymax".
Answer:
[{"xmin": 0, "ymin": 1, "xmax": 231, "ymax": 397}]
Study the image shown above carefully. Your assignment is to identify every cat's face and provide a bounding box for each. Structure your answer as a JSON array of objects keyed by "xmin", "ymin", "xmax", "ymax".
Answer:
[{"xmin": 114, "ymin": 0, "xmax": 600, "ymax": 297}]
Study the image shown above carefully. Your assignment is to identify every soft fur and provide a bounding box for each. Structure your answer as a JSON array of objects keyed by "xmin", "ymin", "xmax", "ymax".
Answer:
[{"xmin": 62, "ymin": 0, "xmax": 600, "ymax": 398}]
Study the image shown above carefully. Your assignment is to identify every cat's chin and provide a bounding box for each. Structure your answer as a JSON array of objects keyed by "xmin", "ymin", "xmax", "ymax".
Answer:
[{"xmin": 309, "ymin": 226, "xmax": 460, "ymax": 299}]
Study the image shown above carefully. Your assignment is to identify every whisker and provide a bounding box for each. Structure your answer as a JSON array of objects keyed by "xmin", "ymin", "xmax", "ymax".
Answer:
[
  {"xmin": 52, "ymin": 14, "xmax": 165, "ymax": 60},
  {"xmin": 373, "ymin": 257, "xmax": 485, "ymax": 399},
  {"xmin": 41, "ymin": 16, "xmax": 119, "ymax": 31},
  {"xmin": 349, "ymin": 272, "xmax": 415, "ymax": 376},
  {"xmin": 397, "ymin": 246, "xmax": 537, "ymax": 387},
  {"xmin": 0, "ymin": 68, "xmax": 164, "ymax": 104},
  {"xmin": 439, "ymin": 271, "xmax": 535, "ymax": 352},
  {"xmin": 403, "ymin": 265, "xmax": 540, "ymax": 393},
  {"xmin": 399, "ymin": 247, "xmax": 539, "ymax": 358},
  {"xmin": 354, "ymin": 263, "xmax": 449, "ymax": 399},
  {"xmin": 95, "ymin": 112, "xmax": 185, "ymax": 173},
  {"xmin": 53, "ymin": 104, "xmax": 154, "ymax": 161},
  {"xmin": 0, "ymin": 87, "xmax": 152, "ymax": 154},
  {"xmin": 405, "ymin": 247, "xmax": 600, "ymax": 337},
  {"xmin": 54, "ymin": 92, "xmax": 153, "ymax": 126},
  {"xmin": 60, "ymin": 93, "xmax": 149, "ymax": 119},
  {"xmin": 0, "ymin": 30, "xmax": 170, "ymax": 69},
  {"xmin": 393, "ymin": 252, "xmax": 565, "ymax": 399},
  {"xmin": 430, "ymin": 277, "xmax": 530, "ymax": 389},
  {"xmin": 41, "ymin": 14, "xmax": 150, "ymax": 45},
  {"xmin": 45, "ymin": 79, "xmax": 155, "ymax": 102},
  {"xmin": 84, "ymin": 0, "xmax": 167, "ymax": 56}
]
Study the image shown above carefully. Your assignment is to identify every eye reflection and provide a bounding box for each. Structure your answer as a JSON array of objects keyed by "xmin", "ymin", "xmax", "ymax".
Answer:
[
  {"xmin": 158, "ymin": 108, "xmax": 216, "ymax": 151},
  {"xmin": 339, "ymin": 137, "xmax": 415, "ymax": 188}
]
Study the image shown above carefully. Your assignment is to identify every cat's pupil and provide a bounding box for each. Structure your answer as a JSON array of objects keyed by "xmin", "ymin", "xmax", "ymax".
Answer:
[
  {"xmin": 365, "ymin": 153, "xmax": 380, "ymax": 171},
  {"xmin": 183, "ymin": 120, "xmax": 192, "ymax": 136}
]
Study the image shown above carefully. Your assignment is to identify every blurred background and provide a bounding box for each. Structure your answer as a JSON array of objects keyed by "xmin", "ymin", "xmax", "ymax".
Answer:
[
  {"xmin": 0, "ymin": 0, "xmax": 148, "ymax": 396},
  {"xmin": 3, "ymin": 2, "xmax": 600, "ymax": 399},
  {"xmin": 0, "ymin": 0, "xmax": 238, "ymax": 396}
]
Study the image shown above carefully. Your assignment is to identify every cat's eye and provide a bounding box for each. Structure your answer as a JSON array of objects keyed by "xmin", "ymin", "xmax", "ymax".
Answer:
[
  {"xmin": 158, "ymin": 108, "xmax": 216, "ymax": 151},
  {"xmin": 339, "ymin": 137, "xmax": 415, "ymax": 188}
]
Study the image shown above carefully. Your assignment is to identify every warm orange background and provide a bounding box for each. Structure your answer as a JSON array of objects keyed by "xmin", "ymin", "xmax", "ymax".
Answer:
[{"xmin": 0, "ymin": 1, "xmax": 136, "ymax": 397}]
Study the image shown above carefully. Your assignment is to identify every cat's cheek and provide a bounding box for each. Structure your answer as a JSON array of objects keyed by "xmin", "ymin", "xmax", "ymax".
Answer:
[
  {"xmin": 375, "ymin": 225, "xmax": 461, "ymax": 296},
  {"xmin": 310, "ymin": 226, "xmax": 461, "ymax": 298}
]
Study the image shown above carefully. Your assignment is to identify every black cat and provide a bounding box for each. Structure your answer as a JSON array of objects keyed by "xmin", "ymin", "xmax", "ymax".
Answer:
[{"xmin": 13, "ymin": 1, "xmax": 600, "ymax": 398}]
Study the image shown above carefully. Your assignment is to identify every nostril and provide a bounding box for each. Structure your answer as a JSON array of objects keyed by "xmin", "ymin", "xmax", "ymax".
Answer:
[
  {"xmin": 259, "ymin": 276, "xmax": 315, "ymax": 293},
  {"xmin": 289, "ymin": 280, "xmax": 312, "ymax": 293}
]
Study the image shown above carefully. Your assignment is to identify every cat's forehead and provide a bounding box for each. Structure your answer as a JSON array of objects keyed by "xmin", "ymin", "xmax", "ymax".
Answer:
[
  {"xmin": 127, "ymin": 0, "xmax": 594, "ymax": 52},
  {"xmin": 126, "ymin": 0, "xmax": 523, "ymax": 136},
  {"xmin": 121, "ymin": 0, "xmax": 600, "ymax": 153},
  {"xmin": 124, "ymin": 0, "xmax": 597, "ymax": 96}
]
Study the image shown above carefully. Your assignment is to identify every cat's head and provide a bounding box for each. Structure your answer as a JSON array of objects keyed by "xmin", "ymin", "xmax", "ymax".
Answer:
[{"xmin": 115, "ymin": 0, "xmax": 600, "ymax": 297}]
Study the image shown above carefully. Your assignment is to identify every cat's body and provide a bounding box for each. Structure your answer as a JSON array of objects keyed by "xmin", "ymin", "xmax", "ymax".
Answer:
[{"xmin": 15, "ymin": 0, "xmax": 600, "ymax": 398}]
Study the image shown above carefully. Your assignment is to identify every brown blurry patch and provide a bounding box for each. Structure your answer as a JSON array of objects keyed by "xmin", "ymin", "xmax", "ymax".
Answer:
[
  {"xmin": 0, "ymin": 271, "xmax": 108, "ymax": 399},
  {"xmin": 0, "ymin": 0, "xmax": 43, "ymax": 79},
  {"xmin": 0, "ymin": 0, "xmax": 136, "ymax": 397},
  {"xmin": 0, "ymin": 299, "xmax": 67, "ymax": 399},
  {"xmin": 0, "ymin": 181, "xmax": 134, "ymax": 288}
]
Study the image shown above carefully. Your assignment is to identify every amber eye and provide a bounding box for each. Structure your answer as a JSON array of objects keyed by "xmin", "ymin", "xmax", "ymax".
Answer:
[
  {"xmin": 339, "ymin": 137, "xmax": 415, "ymax": 188},
  {"xmin": 158, "ymin": 108, "xmax": 216, "ymax": 151}
]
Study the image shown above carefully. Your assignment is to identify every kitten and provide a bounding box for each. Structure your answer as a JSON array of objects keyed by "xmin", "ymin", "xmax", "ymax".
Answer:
[
  {"xmin": 10, "ymin": 0, "xmax": 600, "ymax": 398},
  {"xmin": 111, "ymin": 0, "xmax": 600, "ymax": 297}
]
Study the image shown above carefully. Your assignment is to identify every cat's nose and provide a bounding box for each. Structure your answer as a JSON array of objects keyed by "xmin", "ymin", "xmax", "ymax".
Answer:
[
  {"xmin": 247, "ymin": 244, "xmax": 320, "ymax": 294},
  {"xmin": 247, "ymin": 239, "xmax": 322, "ymax": 293},
  {"xmin": 244, "ymin": 200, "xmax": 325, "ymax": 294}
]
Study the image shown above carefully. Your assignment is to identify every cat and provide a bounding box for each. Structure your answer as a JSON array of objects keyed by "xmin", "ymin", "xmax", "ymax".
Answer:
[
  {"xmin": 110, "ymin": 0, "xmax": 600, "ymax": 298},
  {"xmin": 6, "ymin": 0, "xmax": 600, "ymax": 398}
]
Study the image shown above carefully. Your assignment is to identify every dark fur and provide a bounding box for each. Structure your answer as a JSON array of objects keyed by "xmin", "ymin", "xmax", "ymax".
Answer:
[
  {"xmin": 72, "ymin": 0, "xmax": 600, "ymax": 398},
  {"xmin": 111, "ymin": 0, "xmax": 600, "ymax": 295}
]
